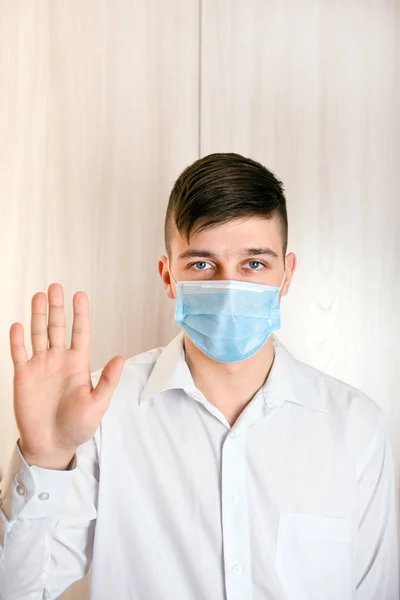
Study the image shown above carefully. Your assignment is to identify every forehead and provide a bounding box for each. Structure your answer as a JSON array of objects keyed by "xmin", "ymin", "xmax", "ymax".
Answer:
[{"xmin": 170, "ymin": 217, "xmax": 282, "ymax": 257}]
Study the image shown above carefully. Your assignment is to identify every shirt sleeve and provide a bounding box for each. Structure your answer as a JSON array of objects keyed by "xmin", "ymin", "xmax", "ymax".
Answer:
[
  {"xmin": 0, "ymin": 434, "xmax": 99, "ymax": 600},
  {"xmin": 355, "ymin": 414, "xmax": 399, "ymax": 600}
]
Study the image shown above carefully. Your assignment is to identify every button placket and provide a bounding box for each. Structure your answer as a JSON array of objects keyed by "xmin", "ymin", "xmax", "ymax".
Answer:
[{"xmin": 221, "ymin": 429, "xmax": 253, "ymax": 599}]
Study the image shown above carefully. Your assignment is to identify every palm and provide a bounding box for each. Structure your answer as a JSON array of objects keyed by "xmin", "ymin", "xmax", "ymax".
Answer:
[{"xmin": 9, "ymin": 283, "xmax": 124, "ymax": 466}]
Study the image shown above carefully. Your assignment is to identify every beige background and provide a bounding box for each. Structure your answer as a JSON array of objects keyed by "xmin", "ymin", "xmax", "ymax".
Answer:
[{"xmin": 0, "ymin": 1, "xmax": 399, "ymax": 598}]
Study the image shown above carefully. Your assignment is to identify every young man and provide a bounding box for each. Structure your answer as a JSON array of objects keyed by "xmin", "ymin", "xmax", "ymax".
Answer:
[{"xmin": 0, "ymin": 153, "xmax": 398, "ymax": 600}]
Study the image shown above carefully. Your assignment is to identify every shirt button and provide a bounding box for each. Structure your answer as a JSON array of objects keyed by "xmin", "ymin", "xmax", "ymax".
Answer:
[
  {"xmin": 229, "ymin": 431, "xmax": 238, "ymax": 439},
  {"xmin": 232, "ymin": 564, "xmax": 242, "ymax": 575},
  {"xmin": 16, "ymin": 484, "xmax": 25, "ymax": 496},
  {"xmin": 38, "ymin": 492, "xmax": 50, "ymax": 501},
  {"xmin": 228, "ymin": 493, "xmax": 237, "ymax": 504}
]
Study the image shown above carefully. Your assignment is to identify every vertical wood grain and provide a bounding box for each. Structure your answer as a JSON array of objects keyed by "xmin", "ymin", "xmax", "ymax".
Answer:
[
  {"xmin": 1, "ymin": 0, "xmax": 399, "ymax": 597},
  {"xmin": 201, "ymin": 0, "xmax": 400, "ymax": 464},
  {"xmin": 0, "ymin": 1, "xmax": 199, "ymax": 597}
]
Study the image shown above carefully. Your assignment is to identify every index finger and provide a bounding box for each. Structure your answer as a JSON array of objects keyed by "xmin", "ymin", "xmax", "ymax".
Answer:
[{"xmin": 70, "ymin": 291, "xmax": 91, "ymax": 353}]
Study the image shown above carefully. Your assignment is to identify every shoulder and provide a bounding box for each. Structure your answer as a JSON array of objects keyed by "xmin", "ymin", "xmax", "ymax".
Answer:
[{"xmin": 294, "ymin": 356, "xmax": 386, "ymax": 461}]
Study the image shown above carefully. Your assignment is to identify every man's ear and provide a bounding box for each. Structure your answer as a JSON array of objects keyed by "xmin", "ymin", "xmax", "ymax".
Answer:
[
  {"xmin": 280, "ymin": 252, "xmax": 297, "ymax": 298},
  {"xmin": 158, "ymin": 255, "xmax": 175, "ymax": 299}
]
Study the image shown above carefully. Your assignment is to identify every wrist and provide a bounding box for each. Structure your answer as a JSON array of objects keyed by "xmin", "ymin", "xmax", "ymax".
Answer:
[{"xmin": 18, "ymin": 439, "xmax": 76, "ymax": 470}]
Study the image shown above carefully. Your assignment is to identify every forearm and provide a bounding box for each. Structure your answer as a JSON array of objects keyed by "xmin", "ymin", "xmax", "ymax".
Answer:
[{"xmin": 0, "ymin": 440, "xmax": 97, "ymax": 600}]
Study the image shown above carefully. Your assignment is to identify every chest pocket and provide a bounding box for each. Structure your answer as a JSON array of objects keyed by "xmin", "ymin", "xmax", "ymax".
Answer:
[{"xmin": 274, "ymin": 512, "xmax": 355, "ymax": 600}]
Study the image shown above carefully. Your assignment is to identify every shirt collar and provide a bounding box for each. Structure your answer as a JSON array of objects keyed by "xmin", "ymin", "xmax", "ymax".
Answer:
[
  {"xmin": 139, "ymin": 332, "xmax": 197, "ymax": 404},
  {"xmin": 261, "ymin": 337, "xmax": 328, "ymax": 413},
  {"xmin": 139, "ymin": 332, "xmax": 328, "ymax": 414}
]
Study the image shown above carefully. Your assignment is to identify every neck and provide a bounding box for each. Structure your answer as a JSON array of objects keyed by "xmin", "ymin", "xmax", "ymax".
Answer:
[{"xmin": 183, "ymin": 334, "xmax": 275, "ymax": 426}]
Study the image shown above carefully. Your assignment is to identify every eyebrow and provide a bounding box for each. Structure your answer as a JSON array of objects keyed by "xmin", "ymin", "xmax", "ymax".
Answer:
[{"xmin": 178, "ymin": 247, "xmax": 280, "ymax": 260}]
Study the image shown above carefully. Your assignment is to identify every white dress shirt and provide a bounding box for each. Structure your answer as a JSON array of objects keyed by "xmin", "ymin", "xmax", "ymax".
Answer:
[{"xmin": 0, "ymin": 333, "xmax": 398, "ymax": 600}]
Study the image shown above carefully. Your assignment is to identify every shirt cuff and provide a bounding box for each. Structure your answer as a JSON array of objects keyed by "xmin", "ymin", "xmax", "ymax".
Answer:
[{"xmin": 0, "ymin": 442, "xmax": 77, "ymax": 521}]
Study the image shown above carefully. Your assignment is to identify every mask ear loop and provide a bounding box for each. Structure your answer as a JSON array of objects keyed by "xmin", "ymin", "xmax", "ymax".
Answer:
[
  {"xmin": 167, "ymin": 259, "xmax": 178, "ymax": 286},
  {"xmin": 279, "ymin": 269, "xmax": 286, "ymax": 292}
]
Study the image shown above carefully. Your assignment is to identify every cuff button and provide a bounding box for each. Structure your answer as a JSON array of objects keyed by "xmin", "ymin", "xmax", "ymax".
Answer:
[{"xmin": 16, "ymin": 484, "xmax": 26, "ymax": 496}]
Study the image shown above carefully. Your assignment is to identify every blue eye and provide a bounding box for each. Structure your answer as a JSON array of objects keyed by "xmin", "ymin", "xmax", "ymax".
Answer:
[
  {"xmin": 191, "ymin": 261, "xmax": 211, "ymax": 271},
  {"xmin": 247, "ymin": 261, "xmax": 264, "ymax": 270}
]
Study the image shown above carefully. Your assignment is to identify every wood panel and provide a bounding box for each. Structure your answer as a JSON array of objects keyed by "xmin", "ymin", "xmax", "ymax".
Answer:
[
  {"xmin": 0, "ymin": 1, "xmax": 199, "ymax": 597},
  {"xmin": 201, "ymin": 0, "xmax": 400, "ymax": 467}
]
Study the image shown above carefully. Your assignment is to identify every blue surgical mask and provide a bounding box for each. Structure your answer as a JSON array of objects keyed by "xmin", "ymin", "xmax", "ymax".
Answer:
[{"xmin": 170, "ymin": 270, "xmax": 286, "ymax": 363}]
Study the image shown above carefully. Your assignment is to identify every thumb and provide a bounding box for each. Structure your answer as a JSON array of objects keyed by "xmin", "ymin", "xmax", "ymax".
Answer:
[{"xmin": 91, "ymin": 356, "xmax": 125, "ymax": 405}]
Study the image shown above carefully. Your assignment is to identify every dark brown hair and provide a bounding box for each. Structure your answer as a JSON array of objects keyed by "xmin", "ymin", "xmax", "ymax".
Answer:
[{"xmin": 165, "ymin": 152, "xmax": 288, "ymax": 258}]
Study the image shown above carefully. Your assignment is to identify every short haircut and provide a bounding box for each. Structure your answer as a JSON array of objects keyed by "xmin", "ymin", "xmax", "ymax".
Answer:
[{"xmin": 165, "ymin": 152, "xmax": 288, "ymax": 258}]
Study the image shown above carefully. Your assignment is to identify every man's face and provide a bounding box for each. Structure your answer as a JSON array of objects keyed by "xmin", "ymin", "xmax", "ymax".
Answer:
[{"xmin": 159, "ymin": 216, "xmax": 296, "ymax": 300}]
